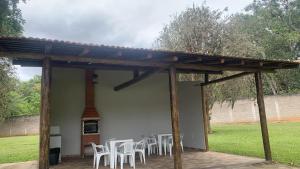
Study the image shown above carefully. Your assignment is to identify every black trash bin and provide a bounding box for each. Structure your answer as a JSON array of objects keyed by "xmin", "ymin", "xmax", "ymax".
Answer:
[{"xmin": 49, "ymin": 148, "xmax": 60, "ymax": 165}]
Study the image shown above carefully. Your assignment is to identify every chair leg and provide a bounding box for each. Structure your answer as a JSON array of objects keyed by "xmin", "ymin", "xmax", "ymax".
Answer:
[
  {"xmin": 139, "ymin": 153, "xmax": 142, "ymax": 163},
  {"xmin": 148, "ymin": 145, "xmax": 151, "ymax": 156},
  {"xmin": 169, "ymin": 144, "xmax": 172, "ymax": 157},
  {"xmin": 96, "ymin": 156, "xmax": 100, "ymax": 169},
  {"xmin": 132, "ymin": 154, "xmax": 135, "ymax": 169},
  {"xmin": 93, "ymin": 155, "xmax": 96, "ymax": 168},
  {"xmin": 143, "ymin": 151, "xmax": 146, "ymax": 164},
  {"xmin": 104, "ymin": 155, "xmax": 107, "ymax": 166},
  {"xmin": 120, "ymin": 155, "xmax": 124, "ymax": 169},
  {"xmin": 115, "ymin": 155, "xmax": 117, "ymax": 169},
  {"xmin": 164, "ymin": 139, "xmax": 167, "ymax": 156}
]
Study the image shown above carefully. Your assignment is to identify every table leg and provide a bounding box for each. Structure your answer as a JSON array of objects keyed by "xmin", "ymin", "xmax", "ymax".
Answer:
[
  {"xmin": 158, "ymin": 136, "xmax": 162, "ymax": 156},
  {"xmin": 110, "ymin": 142, "xmax": 115, "ymax": 169}
]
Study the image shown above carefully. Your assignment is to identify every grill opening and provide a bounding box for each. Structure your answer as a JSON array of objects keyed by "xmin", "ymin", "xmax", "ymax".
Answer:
[{"xmin": 83, "ymin": 120, "xmax": 99, "ymax": 134}]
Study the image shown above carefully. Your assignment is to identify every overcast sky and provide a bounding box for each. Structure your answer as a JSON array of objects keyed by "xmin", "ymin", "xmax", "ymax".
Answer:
[{"xmin": 16, "ymin": 0, "xmax": 253, "ymax": 81}]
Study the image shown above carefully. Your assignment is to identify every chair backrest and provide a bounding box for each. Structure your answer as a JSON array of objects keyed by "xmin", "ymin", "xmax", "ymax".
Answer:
[
  {"xmin": 135, "ymin": 139, "xmax": 145, "ymax": 150},
  {"xmin": 118, "ymin": 141, "xmax": 134, "ymax": 154},
  {"xmin": 147, "ymin": 137, "xmax": 157, "ymax": 144},
  {"xmin": 91, "ymin": 142, "xmax": 97, "ymax": 155},
  {"xmin": 168, "ymin": 136, "xmax": 173, "ymax": 144}
]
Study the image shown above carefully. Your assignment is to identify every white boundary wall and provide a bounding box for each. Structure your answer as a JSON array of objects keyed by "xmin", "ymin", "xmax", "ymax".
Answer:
[{"xmin": 211, "ymin": 95, "xmax": 300, "ymax": 124}]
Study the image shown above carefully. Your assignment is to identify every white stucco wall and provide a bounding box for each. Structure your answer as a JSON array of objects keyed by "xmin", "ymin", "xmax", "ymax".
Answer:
[
  {"xmin": 179, "ymin": 82, "xmax": 205, "ymax": 149},
  {"xmin": 51, "ymin": 68, "xmax": 205, "ymax": 156}
]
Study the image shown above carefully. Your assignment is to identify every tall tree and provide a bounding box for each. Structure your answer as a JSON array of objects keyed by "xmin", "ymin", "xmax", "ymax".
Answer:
[
  {"xmin": 156, "ymin": 4, "xmax": 261, "ymax": 102},
  {"xmin": 156, "ymin": 1, "xmax": 300, "ymax": 132},
  {"xmin": 0, "ymin": 0, "xmax": 25, "ymax": 36},
  {"xmin": 0, "ymin": 0, "xmax": 25, "ymax": 121},
  {"xmin": 9, "ymin": 75, "xmax": 41, "ymax": 117},
  {"xmin": 241, "ymin": 0, "xmax": 300, "ymax": 94}
]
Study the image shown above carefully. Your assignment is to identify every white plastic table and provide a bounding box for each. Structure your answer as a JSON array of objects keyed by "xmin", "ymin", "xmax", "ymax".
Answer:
[
  {"xmin": 109, "ymin": 139, "xmax": 133, "ymax": 169},
  {"xmin": 157, "ymin": 134, "xmax": 172, "ymax": 156}
]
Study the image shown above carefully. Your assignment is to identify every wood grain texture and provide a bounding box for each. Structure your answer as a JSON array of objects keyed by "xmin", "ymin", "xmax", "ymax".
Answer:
[
  {"xmin": 200, "ymin": 72, "xmax": 253, "ymax": 86},
  {"xmin": 39, "ymin": 58, "xmax": 51, "ymax": 169},
  {"xmin": 168, "ymin": 67, "xmax": 182, "ymax": 169},
  {"xmin": 255, "ymin": 72, "xmax": 272, "ymax": 161}
]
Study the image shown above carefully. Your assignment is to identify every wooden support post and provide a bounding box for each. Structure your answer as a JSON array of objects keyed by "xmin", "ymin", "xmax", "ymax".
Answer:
[
  {"xmin": 201, "ymin": 74, "xmax": 209, "ymax": 151},
  {"xmin": 168, "ymin": 66, "xmax": 182, "ymax": 169},
  {"xmin": 39, "ymin": 58, "xmax": 51, "ymax": 169},
  {"xmin": 255, "ymin": 72, "xmax": 272, "ymax": 161}
]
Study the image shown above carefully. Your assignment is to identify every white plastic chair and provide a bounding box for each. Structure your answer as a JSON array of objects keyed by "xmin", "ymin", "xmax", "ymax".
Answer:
[
  {"xmin": 91, "ymin": 142, "xmax": 110, "ymax": 169},
  {"xmin": 134, "ymin": 139, "xmax": 146, "ymax": 164},
  {"xmin": 115, "ymin": 141, "xmax": 135, "ymax": 169},
  {"xmin": 163, "ymin": 136, "xmax": 171, "ymax": 156},
  {"xmin": 168, "ymin": 135, "xmax": 184, "ymax": 157},
  {"xmin": 147, "ymin": 137, "xmax": 157, "ymax": 156}
]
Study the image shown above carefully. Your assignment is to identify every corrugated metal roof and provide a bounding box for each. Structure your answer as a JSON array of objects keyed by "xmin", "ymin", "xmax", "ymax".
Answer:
[{"xmin": 0, "ymin": 36, "xmax": 298, "ymax": 72}]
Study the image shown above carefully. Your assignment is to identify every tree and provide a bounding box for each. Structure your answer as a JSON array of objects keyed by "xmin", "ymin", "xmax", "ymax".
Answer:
[
  {"xmin": 0, "ymin": 0, "xmax": 25, "ymax": 36},
  {"xmin": 156, "ymin": 1, "xmax": 300, "ymax": 133},
  {"xmin": 0, "ymin": 0, "xmax": 25, "ymax": 121},
  {"xmin": 0, "ymin": 58, "xmax": 17, "ymax": 120},
  {"xmin": 156, "ymin": 4, "xmax": 261, "ymax": 133},
  {"xmin": 9, "ymin": 75, "xmax": 41, "ymax": 117},
  {"xmin": 241, "ymin": 0, "xmax": 300, "ymax": 95}
]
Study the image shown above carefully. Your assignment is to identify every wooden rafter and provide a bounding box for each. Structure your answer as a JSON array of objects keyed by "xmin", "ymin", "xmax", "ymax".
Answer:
[
  {"xmin": 202, "ymin": 58, "xmax": 225, "ymax": 65},
  {"xmin": 199, "ymin": 72, "xmax": 253, "ymax": 86},
  {"xmin": 0, "ymin": 51, "xmax": 277, "ymax": 72},
  {"xmin": 114, "ymin": 67, "xmax": 166, "ymax": 91}
]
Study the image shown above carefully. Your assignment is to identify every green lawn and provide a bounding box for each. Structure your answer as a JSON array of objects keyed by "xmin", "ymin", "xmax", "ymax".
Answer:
[
  {"xmin": 0, "ymin": 123, "xmax": 299, "ymax": 165},
  {"xmin": 209, "ymin": 122, "xmax": 300, "ymax": 166},
  {"xmin": 0, "ymin": 135, "xmax": 39, "ymax": 164}
]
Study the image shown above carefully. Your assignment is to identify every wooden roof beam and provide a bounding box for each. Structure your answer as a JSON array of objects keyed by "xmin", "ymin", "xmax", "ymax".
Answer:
[
  {"xmin": 114, "ymin": 67, "xmax": 166, "ymax": 91},
  {"xmin": 0, "ymin": 51, "xmax": 275, "ymax": 72},
  {"xmin": 202, "ymin": 58, "xmax": 225, "ymax": 65},
  {"xmin": 197, "ymin": 72, "xmax": 254, "ymax": 86},
  {"xmin": 224, "ymin": 60, "xmax": 245, "ymax": 66},
  {"xmin": 180, "ymin": 57, "xmax": 202, "ymax": 64}
]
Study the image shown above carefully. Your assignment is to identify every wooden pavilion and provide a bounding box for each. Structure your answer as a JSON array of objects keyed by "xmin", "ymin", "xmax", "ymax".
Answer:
[{"xmin": 0, "ymin": 37, "xmax": 298, "ymax": 169}]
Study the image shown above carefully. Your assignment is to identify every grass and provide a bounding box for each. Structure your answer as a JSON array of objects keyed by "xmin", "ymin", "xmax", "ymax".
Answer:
[
  {"xmin": 0, "ymin": 122, "xmax": 299, "ymax": 166},
  {"xmin": 209, "ymin": 122, "xmax": 300, "ymax": 166},
  {"xmin": 0, "ymin": 135, "xmax": 39, "ymax": 164}
]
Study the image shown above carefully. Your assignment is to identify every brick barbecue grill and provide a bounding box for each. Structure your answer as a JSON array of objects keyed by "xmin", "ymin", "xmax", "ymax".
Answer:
[{"xmin": 81, "ymin": 70, "xmax": 100, "ymax": 157}]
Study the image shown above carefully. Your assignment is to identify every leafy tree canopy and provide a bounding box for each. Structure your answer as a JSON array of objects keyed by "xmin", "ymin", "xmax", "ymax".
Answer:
[
  {"xmin": 156, "ymin": 0, "xmax": 300, "ymax": 108},
  {"xmin": 0, "ymin": 0, "xmax": 25, "ymax": 121}
]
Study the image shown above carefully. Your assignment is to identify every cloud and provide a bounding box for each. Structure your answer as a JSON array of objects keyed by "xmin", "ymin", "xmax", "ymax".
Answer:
[
  {"xmin": 20, "ymin": 0, "xmax": 252, "ymax": 47},
  {"xmin": 16, "ymin": 0, "xmax": 252, "ymax": 80}
]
